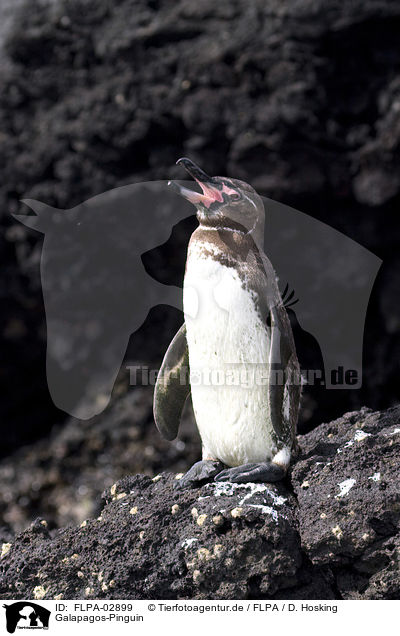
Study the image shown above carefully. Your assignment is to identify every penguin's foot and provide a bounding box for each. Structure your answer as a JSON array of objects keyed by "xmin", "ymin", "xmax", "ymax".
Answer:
[
  {"xmin": 174, "ymin": 460, "xmax": 225, "ymax": 490},
  {"xmin": 215, "ymin": 462, "xmax": 285, "ymax": 483}
]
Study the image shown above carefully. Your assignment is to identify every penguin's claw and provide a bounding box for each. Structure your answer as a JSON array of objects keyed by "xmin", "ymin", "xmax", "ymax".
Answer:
[
  {"xmin": 214, "ymin": 462, "xmax": 285, "ymax": 483},
  {"xmin": 174, "ymin": 459, "xmax": 225, "ymax": 490}
]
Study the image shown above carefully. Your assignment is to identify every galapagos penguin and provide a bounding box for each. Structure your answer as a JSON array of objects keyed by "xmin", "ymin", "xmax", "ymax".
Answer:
[{"xmin": 153, "ymin": 158, "xmax": 300, "ymax": 488}]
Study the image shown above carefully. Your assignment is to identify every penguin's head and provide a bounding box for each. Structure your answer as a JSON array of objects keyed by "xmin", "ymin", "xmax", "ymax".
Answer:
[{"xmin": 168, "ymin": 158, "xmax": 264, "ymax": 240}]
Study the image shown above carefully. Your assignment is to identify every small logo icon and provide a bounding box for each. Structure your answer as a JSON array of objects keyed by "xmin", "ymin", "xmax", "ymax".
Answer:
[{"xmin": 3, "ymin": 602, "xmax": 50, "ymax": 633}]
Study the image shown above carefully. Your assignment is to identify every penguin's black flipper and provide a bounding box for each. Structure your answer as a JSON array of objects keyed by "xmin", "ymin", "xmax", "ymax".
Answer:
[
  {"xmin": 153, "ymin": 323, "xmax": 190, "ymax": 441},
  {"xmin": 268, "ymin": 301, "xmax": 301, "ymax": 447},
  {"xmin": 259, "ymin": 252, "xmax": 300, "ymax": 450}
]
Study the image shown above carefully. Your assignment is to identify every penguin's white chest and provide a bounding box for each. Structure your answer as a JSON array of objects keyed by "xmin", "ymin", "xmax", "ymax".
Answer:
[{"xmin": 183, "ymin": 245, "xmax": 274, "ymax": 466}]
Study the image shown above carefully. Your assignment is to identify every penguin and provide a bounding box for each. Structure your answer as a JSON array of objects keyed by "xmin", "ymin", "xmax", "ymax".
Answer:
[{"xmin": 153, "ymin": 158, "xmax": 301, "ymax": 488}]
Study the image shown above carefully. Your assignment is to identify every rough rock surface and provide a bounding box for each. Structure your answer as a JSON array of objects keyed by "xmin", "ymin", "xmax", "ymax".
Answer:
[
  {"xmin": 1, "ymin": 0, "xmax": 400, "ymax": 456},
  {"xmin": 1, "ymin": 406, "xmax": 398, "ymax": 600},
  {"xmin": 291, "ymin": 406, "xmax": 400, "ymax": 599},
  {"xmin": 0, "ymin": 383, "xmax": 200, "ymax": 534}
]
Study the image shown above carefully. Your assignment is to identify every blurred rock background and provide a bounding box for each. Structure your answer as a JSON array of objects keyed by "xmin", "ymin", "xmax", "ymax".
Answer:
[{"xmin": 0, "ymin": 0, "xmax": 399, "ymax": 532}]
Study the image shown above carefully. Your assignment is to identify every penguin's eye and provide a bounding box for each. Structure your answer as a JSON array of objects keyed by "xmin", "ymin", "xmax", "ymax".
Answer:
[{"xmin": 230, "ymin": 193, "xmax": 240, "ymax": 201}]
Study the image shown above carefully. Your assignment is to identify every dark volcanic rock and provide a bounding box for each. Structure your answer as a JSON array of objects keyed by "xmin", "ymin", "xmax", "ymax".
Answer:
[
  {"xmin": 0, "ymin": 381, "xmax": 201, "ymax": 533},
  {"xmin": 0, "ymin": 406, "xmax": 399, "ymax": 600},
  {"xmin": 291, "ymin": 405, "xmax": 400, "ymax": 599},
  {"xmin": 0, "ymin": 474, "xmax": 301, "ymax": 600}
]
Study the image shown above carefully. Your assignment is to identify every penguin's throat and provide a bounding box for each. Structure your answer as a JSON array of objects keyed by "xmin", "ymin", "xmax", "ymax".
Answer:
[{"xmin": 198, "ymin": 213, "xmax": 248, "ymax": 235}]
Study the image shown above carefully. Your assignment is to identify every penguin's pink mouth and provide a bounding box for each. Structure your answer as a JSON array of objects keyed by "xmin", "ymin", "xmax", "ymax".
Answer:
[
  {"xmin": 168, "ymin": 157, "xmax": 226, "ymax": 209},
  {"xmin": 168, "ymin": 181, "xmax": 224, "ymax": 209}
]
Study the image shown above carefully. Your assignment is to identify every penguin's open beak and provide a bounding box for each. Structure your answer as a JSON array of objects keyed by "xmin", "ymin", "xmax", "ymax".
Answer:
[{"xmin": 168, "ymin": 157, "xmax": 224, "ymax": 209}]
